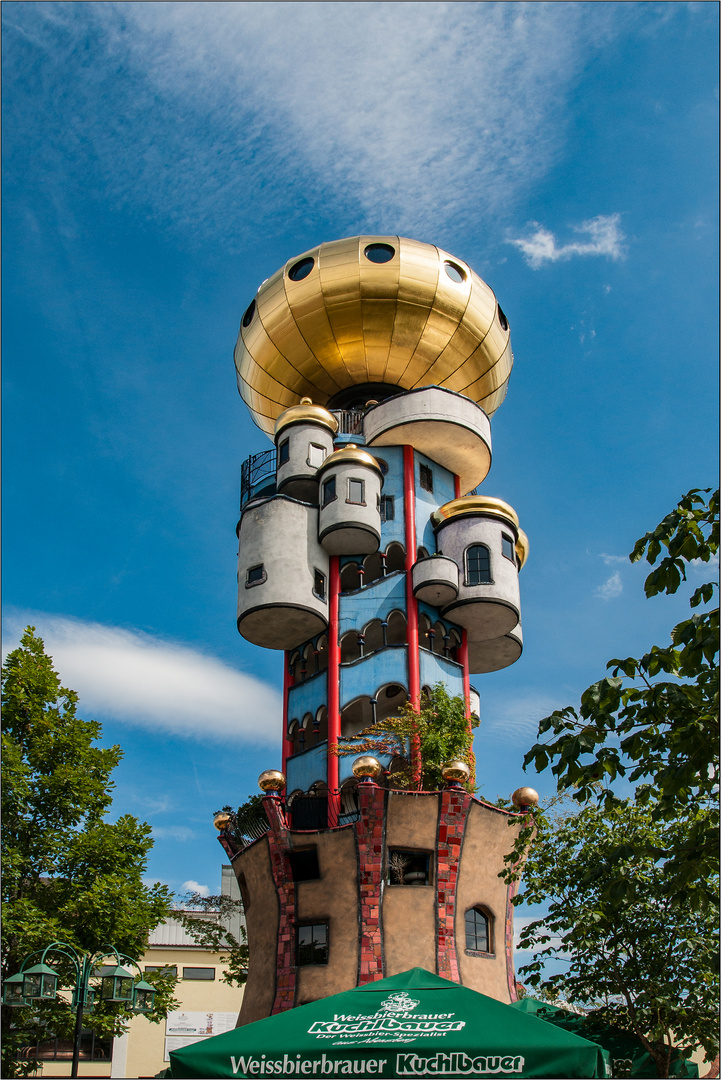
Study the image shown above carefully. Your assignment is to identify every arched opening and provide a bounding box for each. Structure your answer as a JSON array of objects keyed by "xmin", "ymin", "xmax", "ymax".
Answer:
[
  {"xmin": 448, "ymin": 628, "xmax": 462, "ymax": 662},
  {"xmin": 363, "ymin": 618, "xmax": 384, "ymax": 654},
  {"xmin": 303, "ymin": 643, "xmax": 315, "ymax": 675},
  {"xmin": 375, "ymin": 682, "xmax": 407, "ymax": 724},
  {"xmin": 316, "ymin": 634, "xmax": 329, "ymax": 672},
  {"xmin": 340, "ymin": 696, "xmax": 374, "ymax": 738},
  {"xmin": 288, "ymin": 721, "xmax": 301, "ymax": 756},
  {"xmin": 388, "ymin": 755, "xmax": 411, "ymax": 789},
  {"xmin": 386, "ymin": 609, "xmax": 407, "ymax": 645},
  {"xmin": 419, "ymin": 612, "xmax": 432, "ymax": 649},
  {"xmin": 385, "ymin": 542, "xmax": 405, "ymax": 574},
  {"xmin": 363, "ymin": 551, "xmax": 384, "ymax": 587},
  {"xmin": 290, "ymin": 651, "xmax": 302, "ymax": 682},
  {"xmin": 340, "ymin": 562, "xmax": 360, "ymax": 593},
  {"xmin": 417, "ymin": 546, "xmax": 429, "ymax": 560},
  {"xmin": 314, "ymin": 706, "xmax": 328, "ymax": 743},
  {"xmin": 290, "ymin": 781, "xmax": 328, "ymax": 830},
  {"xmin": 465, "ymin": 906, "xmax": 493, "ymax": 954},
  {"xmin": 340, "ymin": 631, "xmax": 362, "ymax": 665},
  {"xmin": 432, "ymin": 620, "xmax": 446, "ymax": 656}
]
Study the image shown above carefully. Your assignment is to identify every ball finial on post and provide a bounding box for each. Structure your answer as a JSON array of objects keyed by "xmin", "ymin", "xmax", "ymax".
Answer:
[
  {"xmin": 512, "ymin": 786, "xmax": 539, "ymax": 810},
  {"xmin": 441, "ymin": 760, "xmax": 471, "ymax": 787},
  {"xmin": 351, "ymin": 756, "xmax": 383, "ymax": 783},
  {"xmin": 258, "ymin": 769, "xmax": 286, "ymax": 793}
]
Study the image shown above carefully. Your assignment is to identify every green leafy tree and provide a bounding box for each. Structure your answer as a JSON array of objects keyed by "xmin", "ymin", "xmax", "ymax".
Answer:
[
  {"xmin": 522, "ymin": 488, "xmax": 719, "ymax": 909},
  {"xmin": 1, "ymin": 628, "xmax": 175, "ymax": 1076},
  {"xmin": 509, "ymin": 798, "xmax": 719, "ymax": 1078},
  {"xmin": 330, "ymin": 683, "xmax": 478, "ymax": 791},
  {"xmin": 176, "ymin": 891, "xmax": 249, "ymax": 988}
]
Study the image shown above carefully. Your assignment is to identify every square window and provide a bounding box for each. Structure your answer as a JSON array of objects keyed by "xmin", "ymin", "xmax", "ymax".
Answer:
[
  {"xmin": 145, "ymin": 965, "xmax": 177, "ymax": 977},
  {"xmin": 387, "ymin": 849, "xmax": 432, "ymax": 886},
  {"xmin": 278, "ymin": 439, "xmax": 290, "ymax": 466},
  {"xmin": 246, "ymin": 564, "xmax": 265, "ymax": 586},
  {"xmin": 313, "ymin": 570, "xmax": 326, "ymax": 601},
  {"xmin": 419, "ymin": 464, "xmax": 433, "ymax": 492},
  {"xmin": 182, "ymin": 967, "xmax": 215, "ymax": 980},
  {"xmin": 297, "ymin": 922, "xmax": 328, "ymax": 966},
  {"xmin": 347, "ymin": 478, "xmax": 365, "ymax": 504},
  {"xmin": 502, "ymin": 533, "xmax": 515, "ymax": 562},
  {"xmin": 380, "ymin": 495, "xmax": 395, "ymax": 522},
  {"xmin": 308, "ymin": 443, "xmax": 326, "ymax": 468},
  {"xmin": 322, "ymin": 476, "xmax": 336, "ymax": 506},
  {"xmin": 289, "ymin": 848, "xmax": 320, "ymax": 882}
]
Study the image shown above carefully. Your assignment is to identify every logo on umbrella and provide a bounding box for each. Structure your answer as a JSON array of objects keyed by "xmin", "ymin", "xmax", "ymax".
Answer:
[{"xmin": 380, "ymin": 992, "xmax": 420, "ymax": 1013}]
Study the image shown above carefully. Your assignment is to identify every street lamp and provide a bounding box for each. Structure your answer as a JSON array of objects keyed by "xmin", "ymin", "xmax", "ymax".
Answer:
[{"xmin": 2, "ymin": 942, "xmax": 156, "ymax": 1078}]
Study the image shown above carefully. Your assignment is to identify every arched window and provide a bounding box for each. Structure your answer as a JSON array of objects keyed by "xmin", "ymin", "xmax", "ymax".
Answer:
[
  {"xmin": 385, "ymin": 543, "xmax": 406, "ymax": 574},
  {"xmin": 466, "ymin": 545, "xmax": 491, "ymax": 585},
  {"xmin": 340, "ymin": 562, "xmax": 360, "ymax": 593},
  {"xmin": 340, "ymin": 631, "xmax": 362, "ymax": 665},
  {"xmin": 386, "ymin": 610, "xmax": 407, "ymax": 646},
  {"xmin": 316, "ymin": 635, "xmax": 329, "ymax": 672},
  {"xmin": 465, "ymin": 907, "xmax": 492, "ymax": 954}
]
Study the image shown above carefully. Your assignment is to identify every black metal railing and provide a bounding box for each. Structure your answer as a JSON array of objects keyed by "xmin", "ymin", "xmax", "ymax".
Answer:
[
  {"xmin": 331, "ymin": 410, "xmax": 365, "ymax": 436},
  {"xmin": 240, "ymin": 448, "xmax": 276, "ymax": 508}
]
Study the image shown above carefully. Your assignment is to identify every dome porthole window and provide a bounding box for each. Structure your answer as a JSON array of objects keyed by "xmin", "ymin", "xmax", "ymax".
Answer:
[
  {"xmin": 444, "ymin": 261, "xmax": 467, "ymax": 283},
  {"xmin": 364, "ymin": 243, "xmax": 395, "ymax": 264},
  {"xmin": 288, "ymin": 257, "xmax": 315, "ymax": 281},
  {"xmin": 241, "ymin": 299, "xmax": 256, "ymax": 328}
]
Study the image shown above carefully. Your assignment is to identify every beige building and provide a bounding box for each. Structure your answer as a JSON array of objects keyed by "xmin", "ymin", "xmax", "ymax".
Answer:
[{"xmin": 25, "ymin": 867, "xmax": 245, "ymax": 1079}]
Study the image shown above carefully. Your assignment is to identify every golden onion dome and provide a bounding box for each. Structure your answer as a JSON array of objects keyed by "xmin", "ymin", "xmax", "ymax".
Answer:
[
  {"xmin": 235, "ymin": 236, "xmax": 513, "ymax": 437},
  {"xmin": 515, "ymin": 528, "xmax": 530, "ymax": 569},
  {"xmin": 316, "ymin": 443, "xmax": 385, "ymax": 478},
  {"xmin": 431, "ymin": 495, "xmax": 519, "ymax": 531},
  {"xmin": 274, "ymin": 398, "xmax": 339, "ymax": 440}
]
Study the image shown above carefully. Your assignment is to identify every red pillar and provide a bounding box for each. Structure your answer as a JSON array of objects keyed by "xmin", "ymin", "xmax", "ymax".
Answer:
[
  {"xmin": 327, "ymin": 555, "xmax": 341, "ymax": 819},
  {"xmin": 403, "ymin": 446, "xmax": 421, "ymax": 785},
  {"xmin": 282, "ymin": 651, "xmax": 293, "ymax": 775}
]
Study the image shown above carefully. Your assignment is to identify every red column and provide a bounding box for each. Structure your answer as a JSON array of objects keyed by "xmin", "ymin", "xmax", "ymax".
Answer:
[
  {"xmin": 403, "ymin": 446, "xmax": 421, "ymax": 784},
  {"xmin": 282, "ymin": 651, "xmax": 293, "ymax": 775},
  {"xmin": 327, "ymin": 555, "xmax": 341, "ymax": 819}
]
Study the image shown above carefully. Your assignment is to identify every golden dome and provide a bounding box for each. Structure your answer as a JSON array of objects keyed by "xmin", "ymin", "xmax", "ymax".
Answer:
[
  {"xmin": 316, "ymin": 443, "xmax": 385, "ymax": 477},
  {"xmin": 274, "ymin": 401, "xmax": 339, "ymax": 440},
  {"xmin": 235, "ymin": 236, "xmax": 513, "ymax": 437},
  {"xmin": 431, "ymin": 495, "xmax": 519, "ymax": 530}
]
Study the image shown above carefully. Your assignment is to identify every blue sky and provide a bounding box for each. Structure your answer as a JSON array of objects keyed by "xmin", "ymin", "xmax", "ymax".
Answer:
[{"xmin": 2, "ymin": 1, "xmax": 718, "ymax": 930}]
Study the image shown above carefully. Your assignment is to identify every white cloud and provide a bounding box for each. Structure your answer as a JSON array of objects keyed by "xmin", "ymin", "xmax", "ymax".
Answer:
[
  {"xmin": 482, "ymin": 695, "xmax": 566, "ymax": 748},
  {"xmin": 595, "ymin": 571, "xmax": 623, "ymax": 601},
  {"xmin": 4, "ymin": 3, "xmax": 633, "ymax": 241},
  {"xmin": 509, "ymin": 214, "xmax": 626, "ymax": 269},
  {"xmin": 599, "ymin": 552, "xmax": 627, "ymax": 566},
  {"xmin": 153, "ymin": 826, "xmax": 197, "ymax": 843},
  {"xmin": 181, "ymin": 880, "xmax": 210, "ymax": 897},
  {"xmin": 2, "ymin": 611, "xmax": 281, "ymax": 744}
]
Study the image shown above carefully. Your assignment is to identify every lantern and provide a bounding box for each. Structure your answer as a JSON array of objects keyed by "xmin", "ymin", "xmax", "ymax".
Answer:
[
  {"xmin": 132, "ymin": 977, "xmax": 156, "ymax": 1013},
  {"xmin": 100, "ymin": 964, "xmax": 134, "ymax": 1003},
  {"xmin": 22, "ymin": 962, "xmax": 59, "ymax": 1001},
  {"xmin": 3, "ymin": 972, "xmax": 28, "ymax": 1007}
]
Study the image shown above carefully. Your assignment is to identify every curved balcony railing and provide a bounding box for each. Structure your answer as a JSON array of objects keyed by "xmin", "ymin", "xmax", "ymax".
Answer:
[{"xmin": 240, "ymin": 448, "xmax": 276, "ymax": 508}]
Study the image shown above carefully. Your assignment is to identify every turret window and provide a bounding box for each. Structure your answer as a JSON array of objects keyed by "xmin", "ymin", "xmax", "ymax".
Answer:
[
  {"xmin": 278, "ymin": 439, "xmax": 290, "ymax": 466},
  {"xmin": 246, "ymin": 564, "xmax": 266, "ymax": 587},
  {"xmin": 380, "ymin": 495, "xmax": 395, "ymax": 522},
  {"xmin": 297, "ymin": 922, "xmax": 328, "ymax": 965},
  {"xmin": 465, "ymin": 907, "xmax": 493, "ymax": 955},
  {"xmin": 308, "ymin": 443, "xmax": 326, "ymax": 468},
  {"xmin": 466, "ymin": 545, "xmax": 491, "ymax": 585},
  {"xmin": 322, "ymin": 476, "xmax": 336, "ymax": 506},
  {"xmin": 313, "ymin": 570, "xmax": 326, "ymax": 601},
  {"xmin": 502, "ymin": 533, "xmax": 515, "ymax": 562},
  {"xmin": 347, "ymin": 478, "xmax": 365, "ymax": 504},
  {"xmin": 419, "ymin": 464, "xmax": 434, "ymax": 492}
]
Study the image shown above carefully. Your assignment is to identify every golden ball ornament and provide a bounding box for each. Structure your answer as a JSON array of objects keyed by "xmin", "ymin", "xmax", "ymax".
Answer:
[
  {"xmin": 512, "ymin": 786, "xmax": 539, "ymax": 808},
  {"xmin": 258, "ymin": 769, "xmax": 286, "ymax": 792},
  {"xmin": 351, "ymin": 755, "xmax": 383, "ymax": 779}
]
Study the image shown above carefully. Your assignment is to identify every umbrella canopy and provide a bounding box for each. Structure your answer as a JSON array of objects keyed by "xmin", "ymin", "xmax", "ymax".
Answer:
[
  {"xmin": 511, "ymin": 998, "xmax": 698, "ymax": 1079},
  {"xmin": 168, "ymin": 968, "xmax": 610, "ymax": 1079}
]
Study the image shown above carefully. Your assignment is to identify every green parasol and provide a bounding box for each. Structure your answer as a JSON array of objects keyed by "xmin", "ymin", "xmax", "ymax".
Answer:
[
  {"xmin": 511, "ymin": 998, "xmax": 698, "ymax": 1078},
  {"xmin": 167, "ymin": 968, "xmax": 611, "ymax": 1078}
]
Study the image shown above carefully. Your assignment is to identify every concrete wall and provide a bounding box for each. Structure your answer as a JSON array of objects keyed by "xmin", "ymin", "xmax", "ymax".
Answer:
[{"xmin": 236, "ymin": 837, "xmax": 280, "ymax": 1025}]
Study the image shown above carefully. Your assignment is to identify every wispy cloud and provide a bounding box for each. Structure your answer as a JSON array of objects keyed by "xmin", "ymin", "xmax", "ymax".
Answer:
[
  {"xmin": 509, "ymin": 214, "xmax": 626, "ymax": 269},
  {"xmin": 599, "ymin": 552, "xmax": 628, "ymax": 566},
  {"xmin": 2, "ymin": 610, "xmax": 281, "ymax": 744},
  {"xmin": 595, "ymin": 571, "xmax": 623, "ymax": 601},
  {"xmin": 4, "ymin": 3, "xmax": 633, "ymax": 243},
  {"xmin": 482, "ymin": 694, "xmax": 566, "ymax": 749},
  {"xmin": 154, "ymin": 826, "xmax": 197, "ymax": 844}
]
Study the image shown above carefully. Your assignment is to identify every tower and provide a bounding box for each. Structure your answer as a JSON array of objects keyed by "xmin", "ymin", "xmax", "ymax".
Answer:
[{"xmin": 219, "ymin": 236, "xmax": 534, "ymax": 1026}]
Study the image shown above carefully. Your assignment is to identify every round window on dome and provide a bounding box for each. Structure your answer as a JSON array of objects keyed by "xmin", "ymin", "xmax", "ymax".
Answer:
[
  {"xmin": 444, "ymin": 261, "xmax": 466, "ymax": 283},
  {"xmin": 288, "ymin": 257, "xmax": 315, "ymax": 281},
  {"xmin": 364, "ymin": 243, "xmax": 395, "ymax": 264},
  {"xmin": 497, "ymin": 304, "xmax": 509, "ymax": 331},
  {"xmin": 242, "ymin": 299, "xmax": 256, "ymax": 328}
]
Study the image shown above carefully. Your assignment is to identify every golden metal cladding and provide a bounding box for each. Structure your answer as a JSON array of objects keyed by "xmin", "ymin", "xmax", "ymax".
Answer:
[
  {"xmin": 274, "ymin": 402, "xmax": 339, "ymax": 439},
  {"xmin": 515, "ymin": 528, "xmax": 530, "ymax": 569},
  {"xmin": 431, "ymin": 495, "xmax": 520, "ymax": 531},
  {"xmin": 316, "ymin": 443, "xmax": 385, "ymax": 478},
  {"xmin": 235, "ymin": 236, "xmax": 513, "ymax": 436}
]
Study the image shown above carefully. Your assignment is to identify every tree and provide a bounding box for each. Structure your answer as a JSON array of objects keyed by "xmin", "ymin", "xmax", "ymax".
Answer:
[
  {"xmin": 522, "ymin": 488, "xmax": 719, "ymax": 909},
  {"xmin": 2, "ymin": 628, "xmax": 175, "ymax": 1076},
  {"xmin": 330, "ymin": 683, "xmax": 478, "ymax": 791},
  {"xmin": 510, "ymin": 797, "xmax": 719, "ymax": 1078},
  {"xmin": 176, "ymin": 889, "xmax": 249, "ymax": 988}
]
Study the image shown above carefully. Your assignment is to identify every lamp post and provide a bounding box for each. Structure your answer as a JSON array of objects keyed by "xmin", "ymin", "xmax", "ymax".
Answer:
[{"xmin": 2, "ymin": 942, "xmax": 156, "ymax": 1078}]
